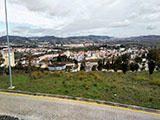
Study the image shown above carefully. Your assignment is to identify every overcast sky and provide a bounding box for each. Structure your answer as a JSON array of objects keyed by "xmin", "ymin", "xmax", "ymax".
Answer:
[{"xmin": 0, "ymin": 0, "xmax": 160, "ymax": 37}]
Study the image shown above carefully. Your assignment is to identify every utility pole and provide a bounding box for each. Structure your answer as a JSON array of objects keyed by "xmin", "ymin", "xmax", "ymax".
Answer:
[{"xmin": 4, "ymin": 0, "xmax": 14, "ymax": 89}]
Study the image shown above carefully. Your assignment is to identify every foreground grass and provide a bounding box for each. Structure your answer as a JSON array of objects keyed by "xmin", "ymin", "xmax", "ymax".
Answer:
[{"xmin": 0, "ymin": 71, "xmax": 160, "ymax": 109}]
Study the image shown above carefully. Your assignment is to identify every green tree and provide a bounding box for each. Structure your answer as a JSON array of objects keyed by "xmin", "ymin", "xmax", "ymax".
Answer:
[
  {"xmin": 135, "ymin": 56, "xmax": 142, "ymax": 64},
  {"xmin": 113, "ymin": 56, "xmax": 121, "ymax": 72},
  {"xmin": 105, "ymin": 60, "xmax": 111, "ymax": 70},
  {"xmin": 141, "ymin": 61, "xmax": 146, "ymax": 71},
  {"xmin": 0, "ymin": 57, "xmax": 4, "ymax": 67},
  {"xmin": 0, "ymin": 57, "xmax": 5, "ymax": 74},
  {"xmin": 80, "ymin": 60, "xmax": 86, "ymax": 71},
  {"xmin": 92, "ymin": 65, "xmax": 97, "ymax": 71},
  {"xmin": 57, "ymin": 54, "xmax": 62, "ymax": 62},
  {"xmin": 74, "ymin": 59, "xmax": 78, "ymax": 66},
  {"xmin": 98, "ymin": 59, "xmax": 103, "ymax": 71},
  {"xmin": 129, "ymin": 62, "xmax": 136, "ymax": 72},
  {"xmin": 116, "ymin": 54, "xmax": 130, "ymax": 74},
  {"xmin": 130, "ymin": 62, "xmax": 140, "ymax": 72},
  {"xmin": 156, "ymin": 60, "xmax": 160, "ymax": 71},
  {"xmin": 147, "ymin": 49, "xmax": 160, "ymax": 75},
  {"xmin": 134, "ymin": 63, "xmax": 139, "ymax": 72}
]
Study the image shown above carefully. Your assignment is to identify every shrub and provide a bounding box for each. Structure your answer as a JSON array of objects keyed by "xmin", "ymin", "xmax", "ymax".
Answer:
[
  {"xmin": 79, "ymin": 71, "xmax": 85, "ymax": 75},
  {"xmin": 83, "ymin": 84, "xmax": 90, "ymax": 90},
  {"xmin": 149, "ymin": 79, "xmax": 160, "ymax": 86},
  {"xmin": 66, "ymin": 73, "xmax": 73, "ymax": 80},
  {"xmin": 51, "ymin": 71, "xmax": 61, "ymax": 77},
  {"xmin": 92, "ymin": 65, "xmax": 97, "ymax": 71},
  {"xmin": 135, "ymin": 76, "xmax": 147, "ymax": 81},
  {"xmin": 31, "ymin": 71, "xmax": 43, "ymax": 79},
  {"xmin": 89, "ymin": 71, "xmax": 95, "ymax": 76},
  {"xmin": 79, "ymin": 74, "xmax": 86, "ymax": 80},
  {"xmin": 43, "ymin": 71, "xmax": 52, "ymax": 75},
  {"xmin": 89, "ymin": 72, "xmax": 102, "ymax": 80},
  {"xmin": 93, "ymin": 73, "xmax": 102, "ymax": 80}
]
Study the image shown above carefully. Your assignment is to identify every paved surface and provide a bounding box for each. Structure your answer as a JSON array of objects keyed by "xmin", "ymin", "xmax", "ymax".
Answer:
[
  {"xmin": 0, "ymin": 115, "xmax": 20, "ymax": 120},
  {"xmin": 0, "ymin": 93, "xmax": 159, "ymax": 120}
]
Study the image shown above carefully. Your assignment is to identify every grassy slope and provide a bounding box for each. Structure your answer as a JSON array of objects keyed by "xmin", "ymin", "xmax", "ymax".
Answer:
[{"xmin": 0, "ymin": 71, "xmax": 160, "ymax": 109}]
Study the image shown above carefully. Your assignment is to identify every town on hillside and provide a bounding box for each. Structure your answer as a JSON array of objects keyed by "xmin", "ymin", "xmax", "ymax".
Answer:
[{"xmin": 0, "ymin": 41, "xmax": 159, "ymax": 75}]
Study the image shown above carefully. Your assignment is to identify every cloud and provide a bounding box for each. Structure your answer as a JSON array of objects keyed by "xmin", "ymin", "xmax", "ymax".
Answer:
[
  {"xmin": 146, "ymin": 25, "xmax": 156, "ymax": 30},
  {"xmin": 0, "ymin": 0, "xmax": 160, "ymax": 37},
  {"xmin": 109, "ymin": 19, "xmax": 130, "ymax": 28}
]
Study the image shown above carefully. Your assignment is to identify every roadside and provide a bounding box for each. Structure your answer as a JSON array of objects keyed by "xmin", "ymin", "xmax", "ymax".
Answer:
[
  {"xmin": 0, "ymin": 91, "xmax": 160, "ymax": 120},
  {"xmin": 0, "ymin": 71, "xmax": 160, "ymax": 109}
]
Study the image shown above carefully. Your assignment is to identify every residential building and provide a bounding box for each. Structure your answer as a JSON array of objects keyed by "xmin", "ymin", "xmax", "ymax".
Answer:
[{"xmin": 2, "ymin": 50, "xmax": 15, "ymax": 67}]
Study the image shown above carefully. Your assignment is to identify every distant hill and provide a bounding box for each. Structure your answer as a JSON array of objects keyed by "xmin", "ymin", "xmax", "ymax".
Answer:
[
  {"xmin": 119, "ymin": 35, "xmax": 160, "ymax": 42},
  {"xmin": 0, "ymin": 35, "xmax": 160, "ymax": 44},
  {"xmin": 0, "ymin": 36, "xmax": 31, "ymax": 43}
]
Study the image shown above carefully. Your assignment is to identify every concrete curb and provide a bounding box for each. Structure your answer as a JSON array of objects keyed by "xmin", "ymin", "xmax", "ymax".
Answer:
[{"xmin": 0, "ymin": 89, "xmax": 160, "ymax": 114}]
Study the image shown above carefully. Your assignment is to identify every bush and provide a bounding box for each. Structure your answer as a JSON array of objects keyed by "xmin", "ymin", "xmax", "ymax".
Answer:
[
  {"xmin": 79, "ymin": 71, "xmax": 86, "ymax": 75},
  {"xmin": 149, "ymin": 79, "xmax": 160, "ymax": 86},
  {"xmin": 93, "ymin": 73, "xmax": 102, "ymax": 80},
  {"xmin": 79, "ymin": 74, "xmax": 86, "ymax": 80},
  {"xmin": 66, "ymin": 73, "xmax": 73, "ymax": 80},
  {"xmin": 31, "ymin": 71, "xmax": 43, "ymax": 79},
  {"xmin": 92, "ymin": 65, "xmax": 97, "ymax": 71},
  {"xmin": 89, "ymin": 71, "xmax": 102, "ymax": 80},
  {"xmin": 135, "ymin": 76, "xmax": 147, "ymax": 81},
  {"xmin": 51, "ymin": 71, "xmax": 62, "ymax": 77}
]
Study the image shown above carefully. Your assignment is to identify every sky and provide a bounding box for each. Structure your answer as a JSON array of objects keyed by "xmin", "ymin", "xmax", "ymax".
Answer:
[{"xmin": 0, "ymin": 0, "xmax": 160, "ymax": 37}]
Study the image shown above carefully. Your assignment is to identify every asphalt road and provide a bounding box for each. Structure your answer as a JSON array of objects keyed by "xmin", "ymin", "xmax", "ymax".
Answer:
[{"xmin": 0, "ymin": 93, "xmax": 159, "ymax": 120}]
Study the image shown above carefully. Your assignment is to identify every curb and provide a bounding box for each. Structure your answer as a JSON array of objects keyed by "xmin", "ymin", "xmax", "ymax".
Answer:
[{"xmin": 0, "ymin": 89, "xmax": 160, "ymax": 114}]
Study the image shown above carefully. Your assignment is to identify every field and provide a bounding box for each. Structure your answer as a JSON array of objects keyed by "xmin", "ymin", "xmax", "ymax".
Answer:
[{"xmin": 0, "ymin": 71, "xmax": 160, "ymax": 109}]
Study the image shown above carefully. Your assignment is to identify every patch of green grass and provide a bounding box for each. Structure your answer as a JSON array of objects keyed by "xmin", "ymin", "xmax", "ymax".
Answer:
[{"xmin": 0, "ymin": 71, "xmax": 160, "ymax": 109}]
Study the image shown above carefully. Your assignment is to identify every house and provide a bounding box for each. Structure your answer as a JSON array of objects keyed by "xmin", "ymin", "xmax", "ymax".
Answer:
[
  {"xmin": 48, "ymin": 64, "xmax": 66, "ymax": 71},
  {"xmin": 1, "ymin": 49, "xmax": 15, "ymax": 67}
]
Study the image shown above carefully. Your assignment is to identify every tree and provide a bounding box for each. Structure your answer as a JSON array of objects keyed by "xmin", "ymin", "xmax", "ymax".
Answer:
[
  {"xmin": 57, "ymin": 54, "xmax": 62, "ymax": 62},
  {"xmin": 105, "ymin": 60, "xmax": 111, "ymax": 71},
  {"xmin": 147, "ymin": 49, "xmax": 160, "ymax": 75},
  {"xmin": 148, "ymin": 61, "xmax": 155, "ymax": 75},
  {"xmin": 129, "ymin": 62, "xmax": 136, "ymax": 72},
  {"xmin": 80, "ymin": 60, "xmax": 86, "ymax": 71},
  {"xmin": 0, "ymin": 57, "xmax": 4, "ymax": 67},
  {"xmin": 130, "ymin": 62, "xmax": 140, "ymax": 72},
  {"xmin": 113, "ymin": 56, "xmax": 121, "ymax": 72},
  {"xmin": 135, "ymin": 56, "xmax": 142, "ymax": 64},
  {"xmin": 134, "ymin": 63, "xmax": 139, "ymax": 72},
  {"xmin": 116, "ymin": 54, "xmax": 130, "ymax": 74},
  {"xmin": 97, "ymin": 59, "xmax": 103, "ymax": 71},
  {"xmin": 15, "ymin": 59, "xmax": 23, "ymax": 70},
  {"xmin": 74, "ymin": 59, "xmax": 78, "ymax": 66},
  {"xmin": 25, "ymin": 52, "xmax": 36, "ymax": 81},
  {"xmin": 121, "ymin": 63, "xmax": 129, "ymax": 74},
  {"xmin": 141, "ymin": 61, "xmax": 146, "ymax": 71},
  {"xmin": 92, "ymin": 65, "xmax": 97, "ymax": 71},
  {"xmin": 0, "ymin": 57, "xmax": 5, "ymax": 74},
  {"xmin": 156, "ymin": 60, "xmax": 160, "ymax": 71}
]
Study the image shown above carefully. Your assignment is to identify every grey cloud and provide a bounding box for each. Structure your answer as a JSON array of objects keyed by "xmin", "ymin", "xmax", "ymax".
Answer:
[
  {"xmin": 0, "ymin": 31, "xmax": 5, "ymax": 36},
  {"xmin": 11, "ymin": 26, "xmax": 58, "ymax": 36},
  {"xmin": 12, "ymin": 26, "xmax": 31, "ymax": 33},
  {"xmin": 109, "ymin": 20, "xmax": 130, "ymax": 28},
  {"xmin": 4, "ymin": 0, "xmax": 160, "ymax": 37},
  {"xmin": 146, "ymin": 25, "xmax": 156, "ymax": 30}
]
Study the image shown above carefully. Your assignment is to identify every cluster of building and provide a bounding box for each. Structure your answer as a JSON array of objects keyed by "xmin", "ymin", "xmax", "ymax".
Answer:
[{"xmin": 0, "ymin": 46, "xmax": 148, "ymax": 72}]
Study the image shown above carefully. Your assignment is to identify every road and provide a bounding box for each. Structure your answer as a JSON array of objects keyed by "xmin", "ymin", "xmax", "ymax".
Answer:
[{"xmin": 0, "ymin": 92, "xmax": 159, "ymax": 120}]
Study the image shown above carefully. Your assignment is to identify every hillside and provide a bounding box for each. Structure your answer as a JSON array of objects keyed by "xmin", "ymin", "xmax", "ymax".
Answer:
[
  {"xmin": 0, "ymin": 35, "xmax": 160, "ymax": 45},
  {"xmin": 0, "ymin": 71, "xmax": 160, "ymax": 109}
]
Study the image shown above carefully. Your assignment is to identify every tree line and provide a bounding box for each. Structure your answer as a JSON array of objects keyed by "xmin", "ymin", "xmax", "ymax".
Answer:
[{"xmin": 80, "ymin": 49, "xmax": 160, "ymax": 75}]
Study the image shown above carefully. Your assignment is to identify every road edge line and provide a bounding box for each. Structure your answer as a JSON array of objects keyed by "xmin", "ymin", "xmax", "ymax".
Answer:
[{"xmin": 0, "ymin": 89, "xmax": 160, "ymax": 116}]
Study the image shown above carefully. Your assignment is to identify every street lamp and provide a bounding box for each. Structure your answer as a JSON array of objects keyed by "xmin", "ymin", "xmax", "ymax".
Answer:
[{"xmin": 4, "ymin": 0, "xmax": 15, "ymax": 89}]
